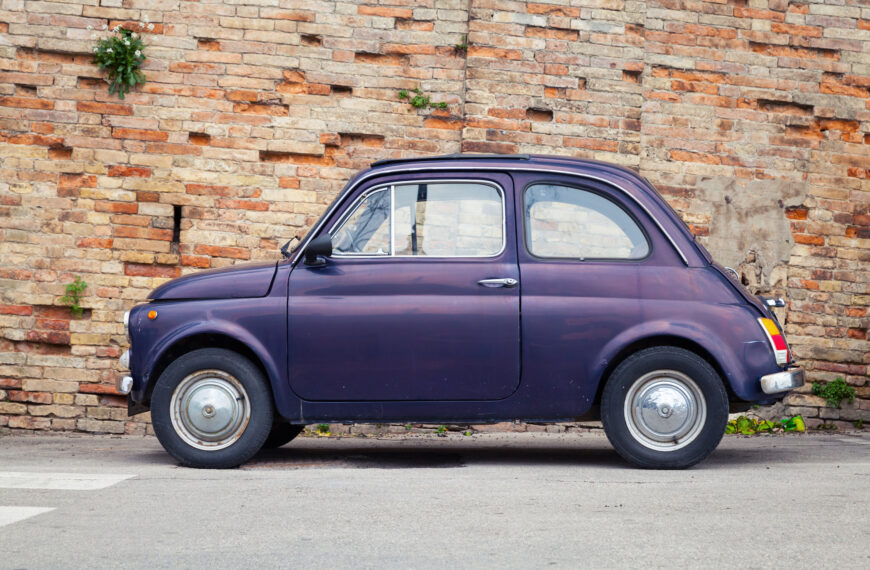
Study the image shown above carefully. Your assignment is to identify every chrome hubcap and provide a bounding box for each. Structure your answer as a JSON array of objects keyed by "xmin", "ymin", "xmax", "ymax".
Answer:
[
  {"xmin": 170, "ymin": 370, "xmax": 250, "ymax": 451},
  {"xmin": 624, "ymin": 370, "xmax": 706, "ymax": 452}
]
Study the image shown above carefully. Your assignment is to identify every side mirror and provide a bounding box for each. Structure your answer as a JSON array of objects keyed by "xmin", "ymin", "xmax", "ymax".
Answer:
[{"xmin": 304, "ymin": 233, "xmax": 332, "ymax": 267}]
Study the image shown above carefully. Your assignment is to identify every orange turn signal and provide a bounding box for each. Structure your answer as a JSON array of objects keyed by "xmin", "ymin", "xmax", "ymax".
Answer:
[
  {"xmin": 147, "ymin": 310, "xmax": 157, "ymax": 320},
  {"xmin": 758, "ymin": 318, "xmax": 788, "ymax": 365}
]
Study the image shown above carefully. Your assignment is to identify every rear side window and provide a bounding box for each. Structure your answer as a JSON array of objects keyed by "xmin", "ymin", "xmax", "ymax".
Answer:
[
  {"xmin": 332, "ymin": 181, "xmax": 504, "ymax": 258},
  {"xmin": 524, "ymin": 184, "xmax": 649, "ymax": 260}
]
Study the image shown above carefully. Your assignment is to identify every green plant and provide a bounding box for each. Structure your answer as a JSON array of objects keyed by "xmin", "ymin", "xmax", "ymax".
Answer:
[
  {"xmin": 398, "ymin": 86, "xmax": 448, "ymax": 110},
  {"xmin": 811, "ymin": 378, "xmax": 856, "ymax": 408},
  {"xmin": 317, "ymin": 423, "xmax": 330, "ymax": 435},
  {"xmin": 814, "ymin": 422, "xmax": 837, "ymax": 431},
  {"xmin": 455, "ymin": 35, "xmax": 468, "ymax": 52},
  {"xmin": 92, "ymin": 25, "xmax": 147, "ymax": 99},
  {"xmin": 59, "ymin": 276, "xmax": 87, "ymax": 318},
  {"xmin": 405, "ymin": 423, "xmax": 412, "ymax": 430},
  {"xmin": 463, "ymin": 430, "xmax": 472, "ymax": 436},
  {"xmin": 854, "ymin": 419, "xmax": 864, "ymax": 429},
  {"xmin": 724, "ymin": 415, "xmax": 805, "ymax": 435},
  {"xmin": 436, "ymin": 425, "xmax": 448, "ymax": 435}
]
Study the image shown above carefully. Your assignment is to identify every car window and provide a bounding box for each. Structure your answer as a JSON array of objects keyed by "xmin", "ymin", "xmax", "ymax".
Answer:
[
  {"xmin": 332, "ymin": 188, "xmax": 391, "ymax": 255},
  {"xmin": 332, "ymin": 181, "xmax": 504, "ymax": 258},
  {"xmin": 524, "ymin": 183, "xmax": 649, "ymax": 260},
  {"xmin": 393, "ymin": 183, "xmax": 502, "ymax": 257}
]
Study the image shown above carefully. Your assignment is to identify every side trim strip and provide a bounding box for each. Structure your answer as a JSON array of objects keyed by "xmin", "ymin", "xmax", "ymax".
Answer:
[{"xmin": 293, "ymin": 165, "xmax": 690, "ymax": 267}]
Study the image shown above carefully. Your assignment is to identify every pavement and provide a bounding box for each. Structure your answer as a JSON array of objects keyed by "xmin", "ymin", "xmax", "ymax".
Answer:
[{"xmin": 0, "ymin": 431, "xmax": 868, "ymax": 569}]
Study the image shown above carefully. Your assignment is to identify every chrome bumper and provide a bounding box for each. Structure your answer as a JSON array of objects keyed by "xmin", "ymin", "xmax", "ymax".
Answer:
[
  {"xmin": 760, "ymin": 367, "xmax": 805, "ymax": 395},
  {"xmin": 117, "ymin": 349, "xmax": 132, "ymax": 395},
  {"xmin": 117, "ymin": 375, "xmax": 133, "ymax": 395}
]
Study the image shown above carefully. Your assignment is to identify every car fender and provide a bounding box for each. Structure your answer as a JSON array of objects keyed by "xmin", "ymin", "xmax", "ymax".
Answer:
[
  {"xmin": 590, "ymin": 319, "xmax": 748, "ymax": 397},
  {"xmin": 141, "ymin": 320, "xmax": 283, "ymax": 402}
]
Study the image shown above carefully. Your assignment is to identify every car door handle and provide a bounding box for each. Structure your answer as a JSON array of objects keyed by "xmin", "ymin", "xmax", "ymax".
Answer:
[{"xmin": 477, "ymin": 278, "xmax": 518, "ymax": 288}]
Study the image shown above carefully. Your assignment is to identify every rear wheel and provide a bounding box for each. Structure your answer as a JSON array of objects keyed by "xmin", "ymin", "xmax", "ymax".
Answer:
[
  {"xmin": 151, "ymin": 348, "xmax": 273, "ymax": 469},
  {"xmin": 601, "ymin": 346, "xmax": 728, "ymax": 469}
]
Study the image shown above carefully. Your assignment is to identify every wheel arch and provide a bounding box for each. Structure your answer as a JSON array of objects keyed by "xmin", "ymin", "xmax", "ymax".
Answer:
[
  {"xmin": 591, "ymin": 334, "xmax": 738, "ymax": 408},
  {"xmin": 143, "ymin": 331, "xmax": 274, "ymax": 407}
]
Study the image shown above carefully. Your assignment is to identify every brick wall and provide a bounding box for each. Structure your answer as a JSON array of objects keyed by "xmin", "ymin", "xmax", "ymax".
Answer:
[{"xmin": 0, "ymin": 0, "xmax": 867, "ymax": 434}]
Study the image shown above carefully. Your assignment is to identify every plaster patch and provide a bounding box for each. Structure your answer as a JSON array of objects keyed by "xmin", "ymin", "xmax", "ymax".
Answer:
[{"xmin": 694, "ymin": 177, "xmax": 809, "ymax": 293}]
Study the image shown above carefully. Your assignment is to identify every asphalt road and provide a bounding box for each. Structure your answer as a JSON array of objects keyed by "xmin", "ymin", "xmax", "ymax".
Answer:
[{"xmin": 0, "ymin": 431, "xmax": 868, "ymax": 569}]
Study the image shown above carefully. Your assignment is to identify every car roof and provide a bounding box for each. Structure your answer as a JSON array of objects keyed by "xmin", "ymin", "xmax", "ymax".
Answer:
[{"xmin": 368, "ymin": 153, "xmax": 644, "ymax": 182}]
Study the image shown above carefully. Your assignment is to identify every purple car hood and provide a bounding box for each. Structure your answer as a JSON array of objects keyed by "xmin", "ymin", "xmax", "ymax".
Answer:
[{"xmin": 148, "ymin": 261, "xmax": 278, "ymax": 301}]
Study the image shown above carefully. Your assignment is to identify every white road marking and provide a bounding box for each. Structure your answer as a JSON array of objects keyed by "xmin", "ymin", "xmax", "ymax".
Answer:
[
  {"xmin": 0, "ymin": 507, "xmax": 55, "ymax": 528},
  {"xmin": 0, "ymin": 472, "xmax": 135, "ymax": 490}
]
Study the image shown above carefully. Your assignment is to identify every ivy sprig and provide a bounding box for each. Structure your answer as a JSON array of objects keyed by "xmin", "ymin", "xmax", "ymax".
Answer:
[{"xmin": 92, "ymin": 27, "xmax": 147, "ymax": 99}]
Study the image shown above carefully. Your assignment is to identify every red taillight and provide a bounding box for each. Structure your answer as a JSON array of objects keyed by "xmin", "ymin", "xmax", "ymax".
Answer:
[{"xmin": 759, "ymin": 318, "xmax": 789, "ymax": 366}]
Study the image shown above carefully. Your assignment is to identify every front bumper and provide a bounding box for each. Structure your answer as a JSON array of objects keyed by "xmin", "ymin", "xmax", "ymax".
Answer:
[
  {"xmin": 117, "ymin": 349, "xmax": 132, "ymax": 395},
  {"xmin": 760, "ymin": 367, "xmax": 805, "ymax": 395}
]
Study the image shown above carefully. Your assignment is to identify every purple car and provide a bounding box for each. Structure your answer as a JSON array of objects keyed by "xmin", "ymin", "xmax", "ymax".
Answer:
[{"xmin": 119, "ymin": 154, "xmax": 804, "ymax": 469}]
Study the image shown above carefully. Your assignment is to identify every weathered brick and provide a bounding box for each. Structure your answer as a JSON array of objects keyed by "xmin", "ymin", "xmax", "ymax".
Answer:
[{"xmin": 0, "ymin": 0, "xmax": 867, "ymax": 437}]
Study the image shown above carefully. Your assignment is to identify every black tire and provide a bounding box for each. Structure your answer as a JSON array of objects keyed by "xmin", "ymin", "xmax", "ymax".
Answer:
[
  {"xmin": 151, "ymin": 348, "xmax": 274, "ymax": 469},
  {"xmin": 601, "ymin": 346, "xmax": 728, "ymax": 469},
  {"xmin": 262, "ymin": 423, "xmax": 304, "ymax": 449}
]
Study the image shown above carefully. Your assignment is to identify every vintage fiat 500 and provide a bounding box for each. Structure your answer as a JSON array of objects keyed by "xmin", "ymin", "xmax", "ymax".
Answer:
[{"xmin": 119, "ymin": 154, "xmax": 803, "ymax": 469}]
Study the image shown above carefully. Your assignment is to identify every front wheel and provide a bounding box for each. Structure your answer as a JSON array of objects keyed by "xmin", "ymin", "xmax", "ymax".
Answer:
[
  {"xmin": 151, "ymin": 348, "xmax": 274, "ymax": 469},
  {"xmin": 601, "ymin": 346, "xmax": 728, "ymax": 469}
]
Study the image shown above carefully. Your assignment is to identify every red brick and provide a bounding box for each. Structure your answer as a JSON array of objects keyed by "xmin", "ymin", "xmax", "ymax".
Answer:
[
  {"xmin": 58, "ymin": 174, "xmax": 97, "ymax": 192},
  {"xmin": 770, "ymin": 22, "xmax": 822, "ymax": 38},
  {"xmin": 215, "ymin": 198, "xmax": 269, "ymax": 211},
  {"xmin": 77, "ymin": 237, "xmax": 114, "ymax": 249},
  {"xmin": 227, "ymin": 90, "xmax": 259, "ymax": 102},
  {"xmin": 94, "ymin": 201, "xmax": 138, "ymax": 214},
  {"xmin": 794, "ymin": 234, "xmax": 825, "ymax": 246},
  {"xmin": 6, "ymin": 391, "xmax": 53, "ymax": 404},
  {"xmin": 193, "ymin": 244, "xmax": 251, "ymax": 260},
  {"xmin": 35, "ymin": 318, "xmax": 68, "ymax": 331},
  {"xmin": 107, "ymin": 166, "xmax": 152, "ymax": 178},
  {"xmin": 112, "ymin": 128, "xmax": 169, "ymax": 142},
  {"xmin": 181, "ymin": 255, "xmax": 211, "ymax": 268},
  {"xmin": 25, "ymin": 330, "xmax": 71, "ymax": 345},
  {"xmin": 232, "ymin": 102, "xmax": 288, "ymax": 116},
  {"xmin": 526, "ymin": 3, "xmax": 580, "ymax": 17},
  {"xmin": 8, "ymin": 134, "xmax": 64, "ymax": 147},
  {"xmin": 168, "ymin": 62, "xmax": 224, "ymax": 74},
  {"xmin": 525, "ymin": 27, "xmax": 578, "ymax": 41},
  {"xmin": 145, "ymin": 143, "xmax": 202, "ymax": 155},
  {"xmin": 358, "ymin": 5, "xmax": 412, "ymax": 18},
  {"xmin": 123, "ymin": 263, "xmax": 181, "ymax": 278},
  {"xmin": 0, "ymin": 305, "xmax": 32, "ymax": 316},
  {"xmin": 76, "ymin": 101, "xmax": 133, "ymax": 115},
  {"xmin": 423, "ymin": 117, "xmax": 462, "ymax": 130},
  {"xmin": 467, "ymin": 46, "xmax": 522, "ymax": 60},
  {"xmin": 114, "ymin": 226, "xmax": 172, "ymax": 241},
  {"xmin": 0, "ymin": 96, "xmax": 53, "ymax": 110},
  {"xmin": 78, "ymin": 383, "xmax": 123, "ymax": 396},
  {"xmin": 186, "ymin": 183, "xmax": 235, "ymax": 197}
]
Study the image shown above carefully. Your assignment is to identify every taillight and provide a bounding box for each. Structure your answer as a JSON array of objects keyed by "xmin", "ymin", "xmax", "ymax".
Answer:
[{"xmin": 759, "ymin": 318, "xmax": 789, "ymax": 366}]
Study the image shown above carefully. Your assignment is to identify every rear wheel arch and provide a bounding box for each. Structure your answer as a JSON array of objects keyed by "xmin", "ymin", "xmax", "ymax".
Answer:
[{"xmin": 593, "ymin": 335, "xmax": 735, "ymax": 407}]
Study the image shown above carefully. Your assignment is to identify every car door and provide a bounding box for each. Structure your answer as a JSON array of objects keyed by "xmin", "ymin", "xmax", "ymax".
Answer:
[
  {"xmin": 287, "ymin": 173, "xmax": 520, "ymax": 401},
  {"xmin": 515, "ymin": 174, "xmax": 678, "ymax": 406}
]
